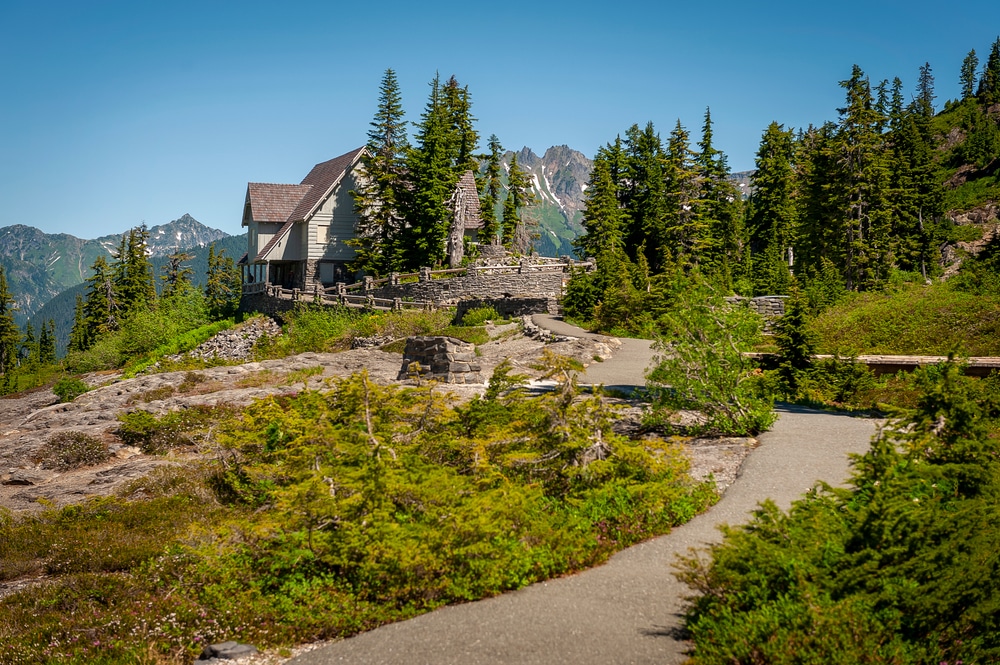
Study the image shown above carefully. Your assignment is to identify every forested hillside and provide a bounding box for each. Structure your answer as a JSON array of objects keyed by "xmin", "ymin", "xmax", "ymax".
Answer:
[
  {"xmin": 0, "ymin": 214, "xmax": 230, "ymax": 324},
  {"xmin": 566, "ymin": 38, "xmax": 1000, "ymax": 331}
]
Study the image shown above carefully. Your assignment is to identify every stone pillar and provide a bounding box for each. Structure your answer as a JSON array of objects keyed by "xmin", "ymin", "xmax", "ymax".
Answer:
[
  {"xmin": 391, "ymin": 272, "xmax": 400, "ymax": 286},
  {"xmin": 419, "ymin": 267, "xmax": 432, "ymax": 282},
  {"xmin": 393, "ymin": 298, "xmax": 402, "ymax": 311},
  {"xmin": 363, "ymin": 275, "xmax": 374, "ymax": 291}
]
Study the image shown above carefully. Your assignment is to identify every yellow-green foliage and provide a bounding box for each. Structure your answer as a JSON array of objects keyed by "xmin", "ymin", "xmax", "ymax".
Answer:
[
  {"xmin": 809, "ymin": 283, "xmax": 1000, "ymax": 356},
  {"xmin": 679, "ymin": 362, "xmax": 1000, "ymax": 663},
  {"xmin": 0, "ymin": 369, "xmax": 715, "ymax": 663},
  {"xmin": 258, "ymin": 306, "xmax": 453, "ymax": 358}
]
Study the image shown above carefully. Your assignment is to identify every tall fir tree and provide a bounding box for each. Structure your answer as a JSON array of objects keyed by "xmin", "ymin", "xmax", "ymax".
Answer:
[
  {"xmin": 68, "ymin": 293, "xmax": 87, "ymax": 353},
  {"xmin": 19, "ymin": 322, "xmax": 36, "ymax": 365},
  {"xmin": 478, "ymin": 134, "xmax": 505, "ymax": 244},
  {"xmin": 695, "ymin": 108, "xmax": 744, "ymax": 289},
  {"xmin": 978, "ymin": 37, "xmax": 1000, "ymax": 105},
  {"xmin": 575, "ymin": 144, "xmax": 627, "ymax": 260},
  {"xmin": 961, "ymin": 49, "xmax": 979, "ymax": 100},
  {"xmin": 352, "ymin": 68, "xmax": 410, "ymax": 275},
  {"xmin": 0, "ymin": 266, "xmax": 21, "ymax": 379},
  {"xmin": 38, "ymin": 319, "xmax": 56, "ymax": 364},
  {"xmin": 746, "ymin": 122, "xmax": 796, "ymax": 295},
  {"xmin": 916, "ymin": 61, "xmax": 936, "ymax": 117},
  {"xmin": 205, "ymin": 244, "xmax": 242, "ymax": 318},
  {"xmin": 82, "ymin": 255, "xmax": 117, "ymax": 348},
  {"xmin": 663, "ymin": 120, "xmax": 706, "ymax": 269},
  {"xmin": 501, "ymin": 153, "xmax": 532, "ymax": 249},
  {"xmin": 622, "ymin": 122, "xmax": 669, "ymax": 270},
  {"xmin": 160, "ymin": 250, "xmax": 194, "ymax": 298},
  {"xmin": 113, "ymin": 226, "xmax": 155, "ymax": 319},
  {"xmin": 833, "ymin": 65, "xmax": 891, "ymax": 290},
  {"xmin": 442, "ymin": 76, "xmax": 479, "ymax": 173},
  {"xmin": 402, "ymin": 73, "xmax": 474, "ymax": 268}
]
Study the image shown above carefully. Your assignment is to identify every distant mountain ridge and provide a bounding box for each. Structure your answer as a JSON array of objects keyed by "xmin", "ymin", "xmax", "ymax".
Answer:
[
  {"xmin": 0, "ymin": 214, "xmax": 230, "ymax": 324},
  {"xmin": 503, "ymin": 146, "xmax": 592, "ymax": 257}
]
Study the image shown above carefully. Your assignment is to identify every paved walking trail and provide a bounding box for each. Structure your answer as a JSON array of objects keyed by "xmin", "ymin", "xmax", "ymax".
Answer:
[{"xmin": 290, "ymin": 318, "xmax": 878, "ymax": 665}]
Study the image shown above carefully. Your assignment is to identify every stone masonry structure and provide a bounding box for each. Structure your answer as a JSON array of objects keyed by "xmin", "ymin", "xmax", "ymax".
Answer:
[
  {"xmin": 368, "ymin": 265, "xmax": 564, "ymax": 313},
  {"xmin": 726, "ymin": 295, "xmax": 788, "ymax": 318},
  {"xmin": 398, "ymin": 336, "xmax": 482, "ymax": 384}
]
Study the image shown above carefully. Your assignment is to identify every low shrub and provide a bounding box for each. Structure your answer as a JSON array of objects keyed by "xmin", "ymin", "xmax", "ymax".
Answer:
[
  {"xmin": 809, "ymin": 283, "xmax": 1000, "ymax": 356},
  {"xmin": 459, "ymin": 306, "xmax": 501, "ymax": 326},
  {"xmin": 32, "ymin": 431, "xmax": 111, "ymax": 471},
  {"xmin": 52, "ymin": 377, "xmax": 90, "ymax": 403},
  {"xmin": 679, "ymin": 362, "xmax": 1000, "ymax": 664},
  {"xmin": 117, "ymin": 406, "xmax": 228, "ymax": 454}
]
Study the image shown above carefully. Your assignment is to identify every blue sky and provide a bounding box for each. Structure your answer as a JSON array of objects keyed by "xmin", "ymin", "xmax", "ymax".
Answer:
[{"xmin": 1, "ymin": 0, "xmax": 998, "ymax": 238}]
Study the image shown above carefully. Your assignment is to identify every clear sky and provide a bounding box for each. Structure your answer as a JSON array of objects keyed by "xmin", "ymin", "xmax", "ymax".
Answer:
[{"xmin": 1, "ymin": 0, "xmax": 998, "ymax": 238}]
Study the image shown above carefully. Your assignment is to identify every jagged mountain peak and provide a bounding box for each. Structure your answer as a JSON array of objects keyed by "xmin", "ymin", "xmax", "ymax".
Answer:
[{"xmin": 1, "ymin": 215, "xmax": 231, "ymax": 324}]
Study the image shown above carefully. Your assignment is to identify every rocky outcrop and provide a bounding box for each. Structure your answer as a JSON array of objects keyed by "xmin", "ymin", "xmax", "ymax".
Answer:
[{"xmin": 160, "ymin": 316, "xmax": 281, "ymax": 366}]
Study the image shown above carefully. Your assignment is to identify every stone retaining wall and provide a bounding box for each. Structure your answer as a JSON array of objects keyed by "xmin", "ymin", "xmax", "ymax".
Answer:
[
  {"xmin": 398, "ymin": 336, "xmax": 482, "ymax": 384},
  {"xmin": 455, "ymin": 297, "xmax": 557, "ymax": 321},
  {"xmin": 369, "ymin": 271, "xmax": 565, "ymax": 308},
  {"xmin": 238, "ymin": 292, "xmax": 299, "ymax": 319},
  {"xmin": 726, "ymin": 295, "xmax": 787, "ymax": 318}
]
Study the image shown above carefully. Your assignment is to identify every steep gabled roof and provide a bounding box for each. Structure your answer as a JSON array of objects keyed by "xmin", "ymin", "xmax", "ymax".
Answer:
[
  {"xmin": 455, "ymin": 170, "xmax": 483, "ymax": 230},
  {"xmin": 245, "ymin": 183, "xmax": 312, "ymax": 224},
  {"xmin": 251, "ymin": 146, "xmax": 365, "ymax": 262},
  {"xmin": 288, "ymin": 147, "xmax": 366, "ymax": 223}
]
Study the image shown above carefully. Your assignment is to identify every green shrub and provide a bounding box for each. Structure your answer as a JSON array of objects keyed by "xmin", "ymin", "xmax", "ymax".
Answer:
[
  {"xmin": 459, "ymin": 306, "xmax": 501, "ymax": 326},
  {"xmin": 647, "ymin": 276, "xmax": 775, "ymax": 435},
  {"xmin": 679, "ymin": 362, "xmax": 1000, "ymax": 664},
  {"xmin": 0, "ymin": 370, "xmax": 717, "ymax": 662},
  {"xmin": 32, "ymin": 431, "xmax": 111, "ymax": 470},
  {"xmin": 52, "ymin": 377, "xmax": 90, "ymax": 403},
  {"xmin": 117, "ymin": 406, "xmax": 226, "ymax": 454},
  {"xmin": 809, "ymin": 282, "xmax": 1000, "ymax": 356}
]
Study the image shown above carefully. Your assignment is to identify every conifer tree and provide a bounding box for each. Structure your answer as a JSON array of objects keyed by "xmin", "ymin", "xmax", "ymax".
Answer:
[
  {"xmin": 38, "ymin": 319, "xmax": 56, "ymax": 364},
  {"xmin": 978, "ymin": 37, "xmax": 1000, "ymax": 105},
  {"xmin": 442, "ymin": 76, "xmax": 479, "ymax": 173},
  {"xmin": 0, "ymin": 266, "xmax": 21, "ymax": 378},
  {"xmin": 795, "ymin": 123, "xmax": 841, "ymax": 282},
  {"xmin": 695, "ymin": 108, "xmax": 744, "ymax": 288},
  {"xmin": 501, "ymin": 153, "xmax": 531, "ymax": 249},
  {"xmin": 68, "ymin": 293, "xmax": 87, "ymax": 353},
  {"xmin": 205, "ymin": 244, "xmax": 241, "ymax": 318},
  {"xmin": 478, "ymin": 134, "xmax": 505, "ymax": 244},
  {"xmin": 113, "ymin": 226, "xmax": 155, "ymax": 319},
  {"xmin": 622, "ymin": 122, "xmax": 669, "ymax": 269},
  {"xmin": 160, "ymin": 250, "xmax": 194, "ymax": 298},
  {"xmin": 575, "ymin": 145, "xmax": 627, "ymax": 260},
  {"xmin": 402, "ymin": 73, "xmax": 463, "ymax": 268},
  {"xmin": 352, "ymin": 68, "xmax": 409, "ymax": 275},
  {"xmin": 961, "ymin": 49, "xmax": 979, "ymax": 100},
  {"xmin": 746, "ymin": 122, "xmax": 796, "ymax": 295},
  {"xmin": 916, "ymin": 61, "xmax": 936, "ymax": 117},
  {"xmin": 663, "ymin": 120, "xmax": 705, "ymax": 268},
  {"xmin": 82, "ymin": 255, "xmax": 117, "ymax": 348},
  {"xmin": 833, "ymin": 65, "xmax": 891, "ymax": 290},
  {"xmin": 19, "ymin": 323, "xmax": 36, "ymax": 365}
]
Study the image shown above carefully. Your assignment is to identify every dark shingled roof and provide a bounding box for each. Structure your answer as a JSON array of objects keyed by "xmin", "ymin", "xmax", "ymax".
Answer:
[
  {"xmin": 245, "ymin": 183, "xmax": 312, "ymax": 224},
  {"xmin": 250, "ymin": 147, "xmax": 365, "ymax": 262},
  {"xmin": 288, "ymin": 147, "xmax": 366, "ymax": 223}
]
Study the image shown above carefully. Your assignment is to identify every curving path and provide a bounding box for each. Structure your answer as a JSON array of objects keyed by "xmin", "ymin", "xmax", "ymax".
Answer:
[{"xmin": 290, "ymin": 318, "xmax": 878, "ymax": 665}]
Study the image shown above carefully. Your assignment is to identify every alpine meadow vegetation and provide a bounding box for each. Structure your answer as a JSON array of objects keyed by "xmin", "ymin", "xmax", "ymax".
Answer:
[
  {"xmin": 677, "ymin": 361, "xmax": 1000, "ymax": 664},
  {"xmin": 0, "ymin": 366, "xmax": 717, "ymax": 663}
]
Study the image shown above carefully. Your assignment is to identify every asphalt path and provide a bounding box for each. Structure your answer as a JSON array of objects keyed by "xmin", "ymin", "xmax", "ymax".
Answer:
[{"xmin": 290, "ymin": 318, "xmax": 878, "ymax": 665}]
